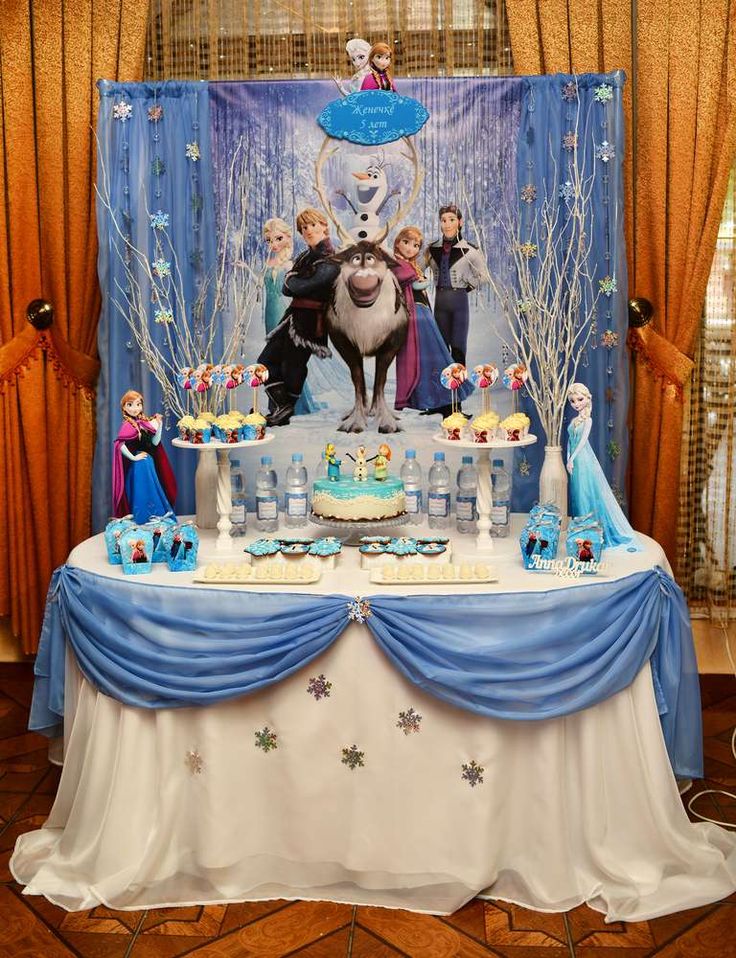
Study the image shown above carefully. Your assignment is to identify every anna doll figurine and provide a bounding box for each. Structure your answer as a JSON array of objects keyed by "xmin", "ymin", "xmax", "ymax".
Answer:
[
  {"xmin": 112, "ymin": 390, "xmax": 177, "ymax": 525},
  {"xmin": 360, "ymin": 42, "xmax": 397, "ymax": 92}
]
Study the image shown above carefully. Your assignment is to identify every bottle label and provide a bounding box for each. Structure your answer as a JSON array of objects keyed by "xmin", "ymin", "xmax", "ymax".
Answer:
[
  {"xmin": 456, "ymin": 495, "xmax": 476, "ymax": 521},
  {"xmin": 256, "ymin": 495, "xmax": 278, "ymax": 520},
  {"xmin": 285, "ymin": 492, "xmax": 308, "ymax": 517},
  {"xmin": 230, "ymin": 503, "xmax": 246, "ymax": 524},
  {"xmin": 492, "ymin": 500, "xmax": 509, "ymax": 525},
  {"xmin": 428, "ymin": 491, "xmax": 450, "ymax": 517},
  {"xmin": 405, "ymin": 489, "xmax": 422, "ymax": 514}
]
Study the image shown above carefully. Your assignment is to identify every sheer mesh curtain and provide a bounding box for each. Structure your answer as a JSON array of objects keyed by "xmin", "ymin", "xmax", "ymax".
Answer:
[
  {"xmin": 143, "ymin": 0, "xmax": 513, "ymax": 80},
  {"xmin": 678, "ymin": 171, "xmax": 736, "ymax": 620}
]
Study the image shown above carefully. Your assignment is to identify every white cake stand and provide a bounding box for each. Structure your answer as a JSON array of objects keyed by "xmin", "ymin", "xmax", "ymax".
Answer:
[
  {"xmin": 173, "ymin": 435, "xmax": 275, "ymax": 553},
  {"xmin": 433, "ymin": 433, "xmax": 538, "ymax": 555}
]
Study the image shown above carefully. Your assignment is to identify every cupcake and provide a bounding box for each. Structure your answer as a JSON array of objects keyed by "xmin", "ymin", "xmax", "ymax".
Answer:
[
  {"xmin": 500, "ymin": 412, "xmax": 531, "ymax": 441},
  {"xmin": 470, "ymin": 411, "xmax": 500, "ymax": 443},
  {"xmin": 199, "ymin": 411, "xmax": 217, "ymax": 424},
  {"xmin": 177, "ymin": 415, "xmax": 196, "ymax": 441},
  {"xmin": 441, "ymin": 411, "xmax": 468, "ymax": 441},
  {"xmin": 191, "ymin": 417, "xmax": 211, "ymax": 444},
  {"xmin": 244, "ymin": 411, "xmax": 267, "ymax": 440}
]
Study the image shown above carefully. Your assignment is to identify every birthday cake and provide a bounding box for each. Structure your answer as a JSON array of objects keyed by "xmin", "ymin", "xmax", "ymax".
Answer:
[{"xmin": 312, "ymin": 476, "xmax": 406, "ymax": 521}]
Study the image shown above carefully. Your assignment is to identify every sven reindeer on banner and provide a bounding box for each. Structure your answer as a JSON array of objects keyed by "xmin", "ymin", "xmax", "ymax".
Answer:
[{"xmin": 315, "ymin": 137, "xmax": 424, "ymax": 433}]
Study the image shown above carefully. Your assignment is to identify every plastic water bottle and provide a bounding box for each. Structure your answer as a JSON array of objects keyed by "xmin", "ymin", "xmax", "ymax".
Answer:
[
  {"xmin": 491, "ymin": 458, "xmax": 511, "ymax": 537},
  {"xmin": 401, "ymin": 449, "xmax": 423, "ymax": 525},
  {"xmin": 427, "ymin": 451, "xmax": 451, "ymax": 529},
  {"xmin": 456, "ymin": 455, "xmax": 478, "ymax": 534},
  {"xmin": 285, "ymin": 453, "xmax": 309, "ymax": 528},
  {"xmin": 230, "ymin": 459, "xmax": 247, "ymax": 537},
  {"xmin": 255, "ymin": 455, "xmax": 279, "ymax": 532}
]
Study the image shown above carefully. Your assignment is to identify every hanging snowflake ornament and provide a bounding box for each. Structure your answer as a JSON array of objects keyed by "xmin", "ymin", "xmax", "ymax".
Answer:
[
  {"xmin": 341, "ymin": 744, "xmax": 365, "ymax": 770},
  {"xmin": 605, "ymin": 386, "xmax": 616, "ymax": 403},
  {"xmin": 594, "ymin": 83, "xmax": 614, "ymax": 104},
  {"xmin": 112, "ymin": 100, "xmax": 133, "ymax": 122},
  {"xmin": 562, "ymin": 131, "xmax": 578, "ymax": 151},
  {"xmin": 154, "ymin": 309, "xmax": 174, "ymax": 325},
  {"xmin": 149, "ymin": 210, "xmax": 170, "ymax": 230},
  {"xmin": 516, "ymin": 299, "xmax": 533, "ymax": 314},
  {"xmin": 558, "ymin": 180, "xmax": 575, "ymax": 202},
  {"xmin": 254, "ymin": 727, "xmax": 278, "ymax": 753},
  {"xmin": 596, "ymin": 140, "xmax": 616, "ymax": 163},
  {"xmin": 347, "ymin": 597, "xmax": 372, "ymax": 623},
  {"xmin": 607, "ymin": 439, "xmax": 621, "ymax": 461},
  {"xmin": 461, "ymin": 760, "xmax": 485, "ymax": 787},
  {"xmin": 396, "ymin": 707, "xmax": 422, "ymax": 736},
  {"xmin": 152, "ymin": 258, "xmax": 171, "ymax": 278},
  {"xmin": 518, "ymin": 456, "xmax": 531, "ymax": 477},
  {"xmin": 151, "ymin": 157, "xmax": 166, "ymax": 177},
  {"xmin": 520, "ymin": 183, "xmax": 537, "ymax": 204},
  {"xmin": 601, "ymin": 329, "xmax": 619, "ymax": 349},
  {"xmin": 147, "ymin": 104, "xmax": 164, "ymax": 122},
  {"xmin": 306, "ymin": 673, "xmax": 332, "ymax": 701},
  {"xmin": 518, "ymin": 242, "xmax": 538, "ymax": 259},
  {"xmin": 598, "ymin": 275, "xmax": 618, "ymax": 297},
  {"xmin": 561, "ymin": 80, "xmax": 578, "ymax": 101},
  {"xmin": 185, "ymin": 141, "xmax": 201, "ymax": 161},
  {"xmin": 185, "ymin": 749, "xmax": 204, "ymax": 774}
]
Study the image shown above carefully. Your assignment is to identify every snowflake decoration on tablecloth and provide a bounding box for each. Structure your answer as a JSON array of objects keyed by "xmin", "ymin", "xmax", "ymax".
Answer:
[
  {"xmin": 396, "ymin": 707, "xmax": 423, "ymax": 735},
  {"xmin": 347, "ymin": 598, "xmax": 372, "ymax": 623},
  {"xmin": 112, "ymin": 100, "xmax": 133, "ymax": 122},
  {"xmin": 518, "ymin": 456, "xmax": 531, "ymax": 477},
  {"xmin": 601, "ymin": 329, "xmax": 619, "ymax": 349},
  {"xmin": 152, "ymin": 258, "xmax": 171, "ymax": 278},
  {"xmin": 559, "ymin": 180, "xmax": 575, "ymax": 202},
  {"xmin": 607, "ymin": 439, "xmax": 621, "ymax": 461},
  {"xmin": 461, "ymin": 760, "xmax": 484, "ymax": 787},
  {"xmin": 594, "ymin": 83, "xmax": 614, "ymax": 104},
  {"xmin": 520, "ymin": 183, "xmax": 537, "ymax": 204},
  {"xmin": 562, "ymin": 131, "xmax": 578, "ymax": 151},
  {"xmin": 147, "ymin": 104, "xmax": 164, "ymax": 122},
  {"xmin": 149, "ymin": 210, "xmax": 169, "ymax": 230},
  {"xmin": 598, "ymin": 275, "xmax": 618, "ymax": 297},
  {"xmin": 306, "ymin": 673, "xmax": 332, "ymax": 701},
  {"xmin": 561, "ymin": 81, "xmax": 578, "ymax": 101},
  {"xmin": 186, "ymin": 141, "xmax": 201, "ymax": 161},
  {"xmin": 154, "ymin": 309, "xmax": 174, "ymax": 325},
  {"xmin": 596, "ymin": 140, "xmax": 616, "ymax": 163},
  {"xmin": 341, "ymin": 745, "xmax": 365, "ymax": 770},
  {"xmin": 185, "ymin": 749, "xmax": 204, "ymax": 774},
  {"xmin": 254, "ymin": 726, "xmax": 278, "ymax": 753},
  {"xmin": 518, "ymin": 242, "xmax": 537, "ymax": 259},
  {"xmin": 151, "ymin": 157, "xmax": 166, "ymax": 177}
]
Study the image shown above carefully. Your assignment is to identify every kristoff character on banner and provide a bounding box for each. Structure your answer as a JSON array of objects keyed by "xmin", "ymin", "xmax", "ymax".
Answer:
[
  {"xmin": 426, "ymin": 204, "xmax": 490, "ymax": 368},
  {"xmin": 259, "ymin": 208, "xmax": 340, "ymax": 427}
]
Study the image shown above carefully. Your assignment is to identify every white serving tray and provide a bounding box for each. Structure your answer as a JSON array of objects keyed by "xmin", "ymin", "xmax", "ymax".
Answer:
[
  {"xmin": 369, "ymin": 562, "xmax": 497, "ymax": 585},
  {"xmin": 195, "ymin": 561, "xmax": 321, "ymax": 585}
]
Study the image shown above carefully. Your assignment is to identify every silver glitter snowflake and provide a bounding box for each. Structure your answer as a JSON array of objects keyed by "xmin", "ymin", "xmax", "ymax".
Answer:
[
  {"xmin": 112, "ymin": 100, "xmax": 133, "ymax": 121},
  {"xmin": 561, "ymin": 81, "xmax": 578, "ymax": 101},
  {"xmin": 596, "ymin": 140, "xmax": 616, "ymax": 163},
  {"xmin": 149, "ymin": 210, "xmax": 170, "ymax": 230},
  {"xmin": 151, "ymin": 157, "xmax": 166, "ymax": 176},
  {"xmin": 518, "ymin": 457, "xmax": 531, "ymax": 477},
  {"xmin": 601, "ymin": 329, "xmax": 619, "ymax": 349},
  {"xmin": 607, "ymin": 439, "xmax": 621, "ymax": 461},
  {"xmin": 461, "ymin": 760, "xmax": 484, "ymax": 787},
  {"xmin": 341, "ymin": 745, "xmax": 365, "ymax": 770},
  {"xmin": 185, "ymin": 141, "xmax": 201, "ymax": 161},
  {"xmin": 254, "ymin": 727, "xmax": 278, "ymax": 753},
  {"xmin": 396, "ymin": 707, "xmax": 422, "ymax": 735},
  {"xmin": 306, "ymin": 673, "xmax": 332, "ymax": 701},
  {"xmin": 562, "ymin": 131, "xmax": 578, "ymax": 151},
  {"xmin": 147, "ymin": 105, "xmax": 164, "ymax": 122},
  {"xmin": 347, "ymin": 598, "xmax": 372, "ymax": 623},
  {"xmin": 152, "ymin": 258, "xmax": 171, "ymax": 278},
  {"xmin": 516, "ymin": 299, "xmax": 533, "ymax": 313},
  {"xmin": 594, "ymin": 83, "xmax": 614, "ymax": 104},
  {"xmin": 598, "ymin": 275, "xmax": 618, "ymax": 296},
  {"xmin": 558, "ymin": 180, "xmax": 575, "ymax": 202},
  {"xmin": 520, "ymin": 183, "xmax": 537, "ymax": 204},
  {"xmin": 154, "ymin": 309, "xmax": 174, "ymax": 325},
  {"xmin": 185, "ymin": 749, "xmax": 204, "ymax": 774}
]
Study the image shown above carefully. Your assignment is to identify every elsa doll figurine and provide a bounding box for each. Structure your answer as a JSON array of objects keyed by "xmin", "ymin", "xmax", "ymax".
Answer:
[
  {"xmin": 263, "ymin": 217, "xmax": 318, "ymax": 415},
  {"xmin": 566, "ymin": 383, "xmax": 639, "ymax": 549}
]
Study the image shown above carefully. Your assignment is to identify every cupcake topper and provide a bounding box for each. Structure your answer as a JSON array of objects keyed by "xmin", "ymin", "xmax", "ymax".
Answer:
[
  {"xmin": 471, "ymin": 362, "xmax": 498, "ymax": 415},
  {"xmin": 245, "ymin": 363, "xmax": 269, "ymax": 416},
  {"xmin": 440, "ymin": 362, "xmax": 468, "ymax": 415},
  {"xmin": 502, "ymin": 362, "xmax": 528, "ymax": 413}
]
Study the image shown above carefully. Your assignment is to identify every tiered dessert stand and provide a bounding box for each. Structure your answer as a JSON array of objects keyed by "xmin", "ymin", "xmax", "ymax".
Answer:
[{"xmin": 433, "ymin": 433, "xmax": 537, "ymax": 555}]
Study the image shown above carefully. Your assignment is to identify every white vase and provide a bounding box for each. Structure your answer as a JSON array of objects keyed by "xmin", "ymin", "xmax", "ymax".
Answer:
[{"xmin": 539, "ymin": 445, "xmax": 568, "ymax": 519}]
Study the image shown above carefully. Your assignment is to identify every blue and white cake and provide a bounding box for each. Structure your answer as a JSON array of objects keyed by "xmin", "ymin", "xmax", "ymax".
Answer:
[{"xmin": 311, "ymin": 476, "xmax": 405, "ymax": 521}]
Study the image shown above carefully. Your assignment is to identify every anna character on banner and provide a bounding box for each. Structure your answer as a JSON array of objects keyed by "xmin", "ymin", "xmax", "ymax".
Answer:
[
  {"xmin": 392, "ymin": 226, "xmax": 473, "ymax": 412},
  {"xmin": 112, "ymin": 390, "xmax": 177, "ymax": 525},
  {"xmin": 360, "ymin": 42, "xmax": 396, "ymax": 92}
]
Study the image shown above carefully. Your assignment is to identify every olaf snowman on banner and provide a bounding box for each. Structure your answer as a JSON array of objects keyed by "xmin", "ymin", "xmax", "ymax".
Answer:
[{"xmin": 335, "ymin": 151, "xmax": 401, "ymax": 242}]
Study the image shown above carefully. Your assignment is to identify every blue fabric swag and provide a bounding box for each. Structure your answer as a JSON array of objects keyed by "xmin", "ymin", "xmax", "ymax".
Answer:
[{"xmin": 31, "ymin": 565, "xmax": 702, "ymax": 779}]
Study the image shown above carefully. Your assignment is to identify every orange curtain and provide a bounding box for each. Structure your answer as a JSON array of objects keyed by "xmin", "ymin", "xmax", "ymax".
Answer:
[
  {"xmin": 506, "ymin": 0, "xmax": 736, "ymax": 565},
  {"xmin": 0, "ymin": 0, "xmax": 149, "ymax": 653}
]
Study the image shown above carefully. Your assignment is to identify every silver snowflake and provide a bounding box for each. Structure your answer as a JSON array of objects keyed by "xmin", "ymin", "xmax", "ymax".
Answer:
[
  {"xmin": 185, "ymin": 749, "xmax": 204, "ymax": 774},
  {"xmin": 596, "ymin": 140, "xmax": 616, "ymax": 163},
  {"xmin": 561, "ymin": 81, "xmax": 578, "ymax": 101},
  {"xmin": 347, "ymin": 598, "xmax": 372, "ymax": 623},
  {"xmin": 341, "ymin": 745, "xmax": 365, "ymax": 770},
  {"xmin": 112, "ymin": 100, "xmax": 133, "ymax": 121},
  {"xmin": 520, "ymin": 183, "xmax": 537, "ymax": 204},
  {"xmin": 598, "ymin": 275, "xmax": 618, "ymax": 296},
  {"xmin": 152, "ymin": 258, "xmax": 171, "ymax": 278},
  {"xmin": 149, "ymin": 210, "xmax": 170, "ymax": 230},
  {"xmin": 558, "ymin": 180, "xmax": 575, "ymax": 202},
  {"xmin": 154, "ymin": 309, "xmax": 174, "ymax": 325},
  {"xmin": 518, "ymin": 457, "xmax": 531, "ymax": 477},
  {"xmin": 594, "ymin": 83, "xmax": 614, "ymax": 104},
  {"xmin": 562, "ymin": 131, "xmax": 578, "ymax": 151},
  {"xmin": 185, "ymin": 141, "xmax": 200, "ymax": 161},
  {"xmin": 461, "ymin": 760, "xmax": 484, "ymax": 787},
  {"xmin": 396, "ymin": 707, "xmax": 422, "ymax": 735}
]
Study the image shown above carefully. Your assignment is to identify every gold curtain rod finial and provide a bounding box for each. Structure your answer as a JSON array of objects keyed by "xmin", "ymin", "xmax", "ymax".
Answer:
[
  {"xmin": 26, "ymin": 299, "xmax": 54, "ymax": 330},
  {"xmin": 628, "ymin": 297, "xmax": 653, "ymax": 328}
]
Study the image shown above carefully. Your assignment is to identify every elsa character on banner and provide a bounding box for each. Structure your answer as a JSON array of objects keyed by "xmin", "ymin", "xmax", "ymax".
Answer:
[
  {"xmin": 566, "ymin": 383, "xmax": 640, "ymax": 550},
  {"xmin": 112, "ymin": 390, "xmax": 177, "ymax": 525},
  {"xmin": 392, "ymin": 227, "xmax": 473, "ymax": 413},
  {"xmin": 334, "ymin": 38, "xmax": 371, "ymax": 96},
  {"xmin": 263, "ymin": 218, "xmax": 318, "ymax": 415}
]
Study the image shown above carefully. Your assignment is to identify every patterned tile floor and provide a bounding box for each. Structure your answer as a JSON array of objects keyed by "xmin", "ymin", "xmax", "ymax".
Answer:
[{"xmin": 0, "ymin": 664, "xmax": 734, "ymax": 958}]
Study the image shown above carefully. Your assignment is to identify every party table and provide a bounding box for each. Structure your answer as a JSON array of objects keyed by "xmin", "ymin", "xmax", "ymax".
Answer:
[{"xmin": 11, "ymin": 519, "xmax": 736, "ymax": 918}]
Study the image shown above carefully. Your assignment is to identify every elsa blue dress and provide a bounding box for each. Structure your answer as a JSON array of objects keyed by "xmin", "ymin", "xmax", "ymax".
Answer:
[
  {"xmin": 567, "ymin": 417, "xmax": 639, "ymax": 549},
  {"xmin": 264, "ymin": 266, "xmax": 319, "ymax": 415}
]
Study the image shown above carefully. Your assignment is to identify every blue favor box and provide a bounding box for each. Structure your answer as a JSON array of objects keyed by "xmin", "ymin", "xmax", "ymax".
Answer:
[
  {"xmin": 104, "ymin": 516, "xmax": 136, "ymax": 565},
  {"xmin": 520, "ymin": 511, "xmax": 561, "ymax": 569},
  {"xmin": 143, "ymin": 513, "xmax": 177, "ymax": 563},
  {"xmin": 163, "ymin": 522, "xmax": 199, "ymax": 572},
  {"xmin": 119, "ymin": 528, "xmax": 154, "ymax": 575},
  {"xmin": 566, "ymin": 514, "xmax": 604, "ymax": 571}
]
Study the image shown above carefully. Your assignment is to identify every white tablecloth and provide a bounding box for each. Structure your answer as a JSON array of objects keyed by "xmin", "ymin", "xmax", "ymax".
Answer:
[{"xmin": 11, "ymin": 520, "xmax": 736, "ymax": 917}]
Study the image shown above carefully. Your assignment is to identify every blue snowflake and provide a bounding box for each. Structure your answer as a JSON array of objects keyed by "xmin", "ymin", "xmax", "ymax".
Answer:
[
  {"xmin": 151, "ymin": 258, "xmax": 171, "ymax": 278},
  {"xmin": 112, "ymin": 100, "xmax": 133, "ymax": 122},
  {"xmin": 461, "ymin": 760, "xmax": 485, "ymax": 787},
  {"xmin": 559, "ymin": 180, "xmax": 575, "ymax": 202},
  {"xmin": 596, "ymin": 140, "xmax": 616, "ymax": 163},
  {"xmin": 396, "ymin": 707, "xmax": 423, "ymax": 735},
  {"xmin": 341, "ymin": 745, "xmax": 365, "ymax": 770},
  {"xmin": 347, "ymin": 598, "xmax": 372, "ymax": 623},
  {"xmin": 594, "ymin": 83, "xmax": 614, "ymax": 104},
  {"xmin": 149, "ymin": 210, "xmax": 169, "ymax": 230}
]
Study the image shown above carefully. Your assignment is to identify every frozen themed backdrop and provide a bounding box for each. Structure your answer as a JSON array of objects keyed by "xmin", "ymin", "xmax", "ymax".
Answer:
[{"xmin": 92, "ymin": 74, "xmax": 629, "ymax": 528}]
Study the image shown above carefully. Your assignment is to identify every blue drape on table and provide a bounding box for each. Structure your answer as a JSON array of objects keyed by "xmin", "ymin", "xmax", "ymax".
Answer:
[
  {"xmin": 31, "ymin": 565, "xmax": 701, "ymax": 779},
  {"xmin": 93, "ymin": 81, "xmax": 217, "ymax": 531}
]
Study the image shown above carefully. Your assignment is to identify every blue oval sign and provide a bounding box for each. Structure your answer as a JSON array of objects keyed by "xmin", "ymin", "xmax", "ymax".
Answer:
[{"xmin": 317, "ymin": 90, "xmax": 430, "ymax": 145}]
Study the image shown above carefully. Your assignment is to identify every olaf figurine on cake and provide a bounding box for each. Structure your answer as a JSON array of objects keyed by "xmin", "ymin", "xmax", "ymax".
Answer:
[
  {"xmin": 112, "ymin": 390, "xmax": 177, "ymax": 525},
  {"xmin": 347, "ymin": 444, "xmax": 370, "ymax": 481},
  {"xmin": 566, "ymin": 383, "xmax": 639, "ymax": 550}
]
